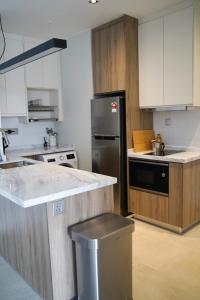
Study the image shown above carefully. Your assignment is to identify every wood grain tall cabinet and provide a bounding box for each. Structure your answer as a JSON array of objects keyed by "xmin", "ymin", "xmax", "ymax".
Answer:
[{"xmin": 92, "ymin": 15, "xmax": 153, "ymax": 148}]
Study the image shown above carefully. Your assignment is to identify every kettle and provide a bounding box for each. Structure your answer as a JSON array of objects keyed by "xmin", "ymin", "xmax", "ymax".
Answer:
[{"xmin": 152, "ymin": 134, "xmax": 165, "ymax": 156}]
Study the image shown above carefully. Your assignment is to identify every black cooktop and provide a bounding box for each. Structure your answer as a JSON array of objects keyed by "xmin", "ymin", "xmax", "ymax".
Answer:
[{"xmin": 144, "ymin": 150, "xmax": 185, "ymax": 156}]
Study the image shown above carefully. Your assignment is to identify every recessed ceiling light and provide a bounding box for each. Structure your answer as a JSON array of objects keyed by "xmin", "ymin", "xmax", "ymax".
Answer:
[{"xmin": 89, "ymin": 0, "xmax": 99, "ymax": 4}]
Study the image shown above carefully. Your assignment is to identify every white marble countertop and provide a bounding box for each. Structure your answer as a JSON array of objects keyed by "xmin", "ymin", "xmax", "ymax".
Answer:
[
  {"xmin": 128, "ymin": 148, "xmax": 200, "ymax": 164},
  {"xmin": 5, "ymin": 144, "xmax": 75, "ymax": 161},
  {"xmin": 0, "ymin": 163, "xmax": 117, "ymax": 208}
]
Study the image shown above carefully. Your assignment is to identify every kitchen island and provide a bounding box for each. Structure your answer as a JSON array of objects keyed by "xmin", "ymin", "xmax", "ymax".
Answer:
[{"xmin": 0, "ymin": 161, "xmax": 116, "ymax": 300}]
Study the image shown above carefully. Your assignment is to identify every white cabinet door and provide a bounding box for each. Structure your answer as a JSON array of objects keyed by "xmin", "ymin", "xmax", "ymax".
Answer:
[
  {"xmin": 139, "ymin": 18, "xmax": 164, "ymax": 107},
  {"xmin": 43, "ymin": 53, "xmax": 59, "ymax": 89},
  {"xmin": 4, "ymin": 36, "xmax": 26, "ymax": 115},
  {"xmin": 164, "ymin": 7, "xmax": 194, "ymax": 106},
  {"xmin": 24, "ymin": 38, "xmax": 44, "ymax": 88},
  {"xmin": 24, "ymin": 38, "xmax": 60, "ymax": 89},
  {"xmin": 0, "ymin": 75, "xmax": 7, "ymax": 115}
]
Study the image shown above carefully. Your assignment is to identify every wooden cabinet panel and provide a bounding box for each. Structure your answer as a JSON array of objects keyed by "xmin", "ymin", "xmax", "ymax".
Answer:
[
  {"xmin": 168, "ymin": 163, "xmax": 183, "ymax": 227},
  {"xmin": 92, "ymin": 19, "xmax": 126, "ymax": 93},
  {"xmin": 169, "ymin": 161, "xmax": 200, "ymax": 229},
  {"xmin": 139, "ymin": 18, "xmax": 164, "ymax": 107},
  {"xmin": 183, "ymin": 161, "xmax": 200, "ymax": 228},
  {"xmin": 129, "ymin": 188, "xmax": 169, "ymax": 223},
  {"xmin": 164, "ymin": 6, "xmax": 193, "ymax": 105},
  {"xmin": 92, "ymin": 27, "xmax": 110, "ymax": 93}
]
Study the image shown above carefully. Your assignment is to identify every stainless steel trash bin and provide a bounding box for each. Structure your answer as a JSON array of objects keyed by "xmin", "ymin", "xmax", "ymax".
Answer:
[{"xmin": 71, "ymin": 213, "xmax": 134, "ymax": 300}]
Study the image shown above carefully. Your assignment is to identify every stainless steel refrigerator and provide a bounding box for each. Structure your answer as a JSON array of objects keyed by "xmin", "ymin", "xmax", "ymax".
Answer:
[{"xmin": 91, "ymin": 95, "xmax": 127, "ymax": 216}]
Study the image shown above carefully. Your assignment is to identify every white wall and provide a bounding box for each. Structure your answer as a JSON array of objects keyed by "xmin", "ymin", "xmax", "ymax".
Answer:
[
  {"xmin": 1, "ymin": 117, "xmax": 55, "ymax": 149},
  {"xmin": 56, "ymin": 31, "xmax": 93, "ymax": 171},
  {"xmin": 153, "ymin": 110, "xmax": 200, "ymax": 149}
]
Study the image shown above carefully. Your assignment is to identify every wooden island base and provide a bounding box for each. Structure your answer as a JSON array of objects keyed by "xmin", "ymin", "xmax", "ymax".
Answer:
[{"xmin": 0, "ymin": 186, "xmax": 114, "ymax": 300}]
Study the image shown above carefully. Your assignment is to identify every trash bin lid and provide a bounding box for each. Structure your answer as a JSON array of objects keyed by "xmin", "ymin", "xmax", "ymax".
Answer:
[{"xmin": 70, "ymin": 213, "xmax": 134, "ymax": 249}]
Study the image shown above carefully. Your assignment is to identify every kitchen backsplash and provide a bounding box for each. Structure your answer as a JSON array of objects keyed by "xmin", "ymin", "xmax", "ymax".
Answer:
[
  {"xmin": 153, "ymin": 110, "xmax": 200, "ymax": 149},
  {"xmin": 1, "ymin": 117, "xmax": 56, "ymax": 149}
]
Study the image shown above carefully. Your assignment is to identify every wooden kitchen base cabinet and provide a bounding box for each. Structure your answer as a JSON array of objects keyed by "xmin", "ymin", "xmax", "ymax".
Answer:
[
  {"xmin": 129, "ymin": 189, "xmax": 168, "ymax": 223},
  {"xmin": 129, "ymin": 161, "xmax": 200, "ymax": 233}
]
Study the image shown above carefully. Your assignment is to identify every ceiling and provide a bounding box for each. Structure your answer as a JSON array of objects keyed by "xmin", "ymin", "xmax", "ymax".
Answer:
[{"xmin": 0, "ymin": 0, "xmax": 185, "ymax": 39}]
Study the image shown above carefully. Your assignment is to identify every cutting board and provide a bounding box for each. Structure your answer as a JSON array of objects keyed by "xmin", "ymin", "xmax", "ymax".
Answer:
[{"xmin": 133, "ymin": 130, "xmax": 155, "ymax": 152}]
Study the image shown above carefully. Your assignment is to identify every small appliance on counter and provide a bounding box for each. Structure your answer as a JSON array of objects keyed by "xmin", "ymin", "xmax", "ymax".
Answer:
[
  {"xmin": 46, "ymin": 128, "xmax": 57, "ymax": 147},
  {"xmin": 152, "ymin": 134, "xmax": 165, "ymax": 156}
]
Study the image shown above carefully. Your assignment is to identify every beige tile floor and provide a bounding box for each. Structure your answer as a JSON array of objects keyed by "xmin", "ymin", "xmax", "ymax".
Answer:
[{"xmin": 133, "ymin": 220, "xmax": 200, "ymax": 300}]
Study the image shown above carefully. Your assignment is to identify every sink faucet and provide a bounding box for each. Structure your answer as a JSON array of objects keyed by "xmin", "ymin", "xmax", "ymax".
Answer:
[{"xmin": 0, "ymin": 129, "xmax": 9, "ymax": 161}]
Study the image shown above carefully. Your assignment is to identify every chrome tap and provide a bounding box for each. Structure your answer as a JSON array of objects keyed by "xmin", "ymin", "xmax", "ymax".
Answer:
[{"xmin": 0, "ymin": 129, "xmax": 9, "ymax": 161}]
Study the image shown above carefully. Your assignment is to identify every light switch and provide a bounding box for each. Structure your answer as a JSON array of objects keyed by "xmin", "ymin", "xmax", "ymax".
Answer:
[{"xmin": 165, "ymin": 118, "xmax": 171, "ymax": 126}]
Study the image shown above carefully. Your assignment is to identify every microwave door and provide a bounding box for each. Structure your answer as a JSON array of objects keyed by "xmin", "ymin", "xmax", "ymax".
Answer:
[{"xmin": 129, "ymin": 160, "xmax": 169, "ymax": 194}]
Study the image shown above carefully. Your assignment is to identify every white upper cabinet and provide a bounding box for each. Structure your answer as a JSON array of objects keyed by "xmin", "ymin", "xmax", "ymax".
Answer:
[
  {"xmin": 139, "ymin": 18, "xmax": 164, "ymax": 107},
  {"xmin": 3, "ymin": 34, "xmax": 27, "ymax": 116},
  {"xmin": 164, "ymin": 7, "xmax": 193, "ymax": 106},
  {"xmin": 24, "ymin": 38, "xmax": 44, "ymax": 89},
  {"xmin": 43, "ymin": 53, "xmax": 60, "ymax": 89},
  {"xmin": 24, "ymin": 38, "xmax": 60, "ymax": 89},
  {"xmin": 139, "ymin": 1, "xmax": 200, "ymax": 108},
  {"xmin": 0, "ymin": 75, "xmax": 7, "ymax": 115}
]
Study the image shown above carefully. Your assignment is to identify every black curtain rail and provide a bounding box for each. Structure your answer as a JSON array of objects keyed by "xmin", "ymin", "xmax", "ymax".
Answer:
[{"xmin": 0, "ymin": 38, "xmax": 67, "ymax": 74}]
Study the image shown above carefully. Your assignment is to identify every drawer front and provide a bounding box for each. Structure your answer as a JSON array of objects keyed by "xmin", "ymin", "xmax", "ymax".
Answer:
[{"xmin": 129, "ymin": 188, "xmax": 169, "ymax": 223}]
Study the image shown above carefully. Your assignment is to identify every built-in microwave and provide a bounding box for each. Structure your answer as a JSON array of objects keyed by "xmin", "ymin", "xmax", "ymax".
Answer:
[{"xmin": 129, "ymin": 159, "xmax": 169, "ymax": 195}]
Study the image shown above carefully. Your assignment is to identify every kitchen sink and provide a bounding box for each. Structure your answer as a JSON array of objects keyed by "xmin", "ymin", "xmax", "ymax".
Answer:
[{"xmin": 0, "ymin": 161, "xmax": 35, "ymax": 169}]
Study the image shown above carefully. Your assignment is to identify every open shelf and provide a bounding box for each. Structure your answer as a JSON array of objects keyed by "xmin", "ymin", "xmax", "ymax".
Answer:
[
  {"xmin": 29, "ymin": 118, "xmax": 58, "ymax": 122},
  {"xmin": 27, "ymin": 88, "xmax": 60, "ymax": 122},
  {"xmin": 28, "ymin": 105, "xmax": 56, "ymax": 112}
]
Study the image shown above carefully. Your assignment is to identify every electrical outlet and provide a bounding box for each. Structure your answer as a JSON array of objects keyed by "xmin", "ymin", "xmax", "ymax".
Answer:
[
  {"xmin": 165, "ymin": 118, "xmax": 171, "ymax": 126},
  {"xmin": 53, "ymin": 200, "xmax": 65, "ymax": 216}
]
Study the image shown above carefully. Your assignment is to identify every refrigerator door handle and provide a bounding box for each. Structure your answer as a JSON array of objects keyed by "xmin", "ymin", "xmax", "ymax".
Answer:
[{"xmin": 93, "ymin": 135, "xmax": 119, "ymax": 141}]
